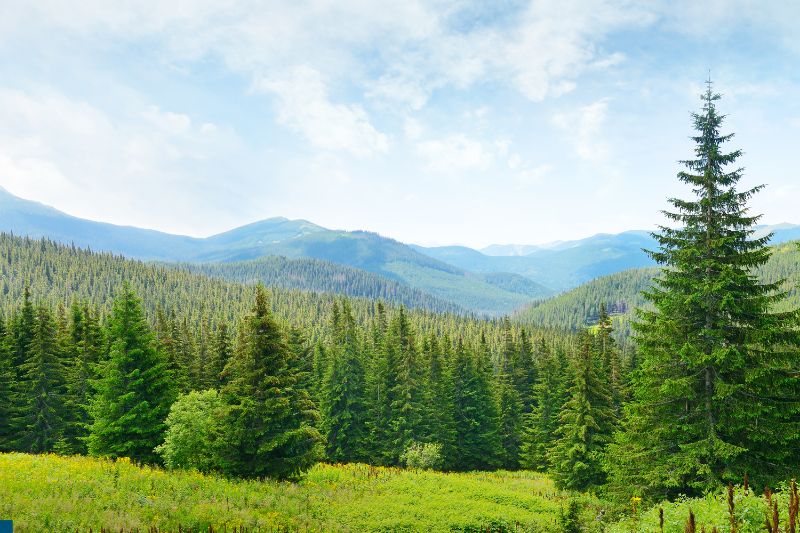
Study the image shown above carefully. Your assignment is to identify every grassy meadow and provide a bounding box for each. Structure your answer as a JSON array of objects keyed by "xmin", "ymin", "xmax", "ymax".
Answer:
[{"xmin": 0, "ymin": 453, "xmax": 607, "ymax": 532}]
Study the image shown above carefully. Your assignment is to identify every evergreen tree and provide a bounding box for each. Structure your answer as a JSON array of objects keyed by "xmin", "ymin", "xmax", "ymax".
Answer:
[
  {"xmin": 87, "ymin": 284, "xmax": 174, "ymax": 464},
  {"xmin": 549, "ymin": 332, "xmax": 615, "ymax": 490},
  {"xmin": 422, "ymin": 334, "xmax": 457, "ymax": 468},
  {"xmin": 450, "ymin": 339, "xmax": 500, "ymax": 471},
  {"xmin": 595, "ymin": 304, "xmax": 623, "ymax": 415},
  {"xmin": 385, "ymin": 307, "xmax": 425, "ymax": 463},
  {"xmin": 607, "ymin": 82, "xmax": 800, "ymax": 500},
  {"xmin": 61, "ymin": 303, "xmax": 104, "ymax": 454},
  {"xmin": 219, "ymin": 285, "xmax": 322, "ymax": 479},
  {"xmin": 208, "ymin": 321, "xmax": 232, "ymax": 388},
  {"xmin": 520, "ymin": 340, "xmax": 566, "ymax": 471},
  {"xmin": 15, "ymin": 305, "xmax": 67, "ymax": 453},
  {"xmin": 0, "ymin": 316, "xmax": 13, "ymax": 450},
  {"xmin": 321, "ymin": 300, "xmax": 369, "ymax": 463}
]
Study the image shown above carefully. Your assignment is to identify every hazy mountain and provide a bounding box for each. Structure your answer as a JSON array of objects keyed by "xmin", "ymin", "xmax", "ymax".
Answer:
[
  {"xmin": 0, "ymin": 188, "xmax": 551, "ymax": 315},
  {"xmin": 423, "ymin": 226, "xmax": 800, "ymax": 290},
  {"xmin": 514, "ymin": 239, "xmax": 800, "ymax": 337}
]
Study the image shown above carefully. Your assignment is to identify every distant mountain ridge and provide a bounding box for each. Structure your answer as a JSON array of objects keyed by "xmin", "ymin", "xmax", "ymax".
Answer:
[
  {"xmin": 0, "ymin": 187, "xmax": 551, "ymax": 315},
  {"xmin": 2, "ymin": 186, "xmax": 797, "ymax": 314}
]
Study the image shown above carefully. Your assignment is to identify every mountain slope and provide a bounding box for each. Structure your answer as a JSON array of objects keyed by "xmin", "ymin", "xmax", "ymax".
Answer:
[
  {"xmin": 423, "ymin": 225, "xmax": 800, "ymax": 291},
  {"xmin": 0, "ymin": 188, "xmax": 550, "ymax": 315},
  {"xmin": 515, "ymin": 240, "xmax": 800, "ymax": 336}
]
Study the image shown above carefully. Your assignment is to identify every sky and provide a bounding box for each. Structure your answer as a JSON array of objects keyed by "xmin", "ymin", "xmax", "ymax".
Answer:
[{"xmin": 0, "ymin": 1, "xmax": 799, "ymax": 248}]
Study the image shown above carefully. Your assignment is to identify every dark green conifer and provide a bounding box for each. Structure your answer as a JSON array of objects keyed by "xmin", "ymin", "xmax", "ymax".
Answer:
[
  {"xmin": 549, "ymin": 332, "xmax": 615, "ymax": 490},
  {"xmin": 87, "ymin": 284, "xmax": 174, "ymax": 464},
  {"xmin": 321, "ymin": 300, "xmax": 369, "ymax": 463},
  {"xmin": 219, "ymin": 285, "xmax": 322, "ymax": 479},
  {"xmin": 607, "ymin": 82, "xmax": 800, "ymax": 500}
]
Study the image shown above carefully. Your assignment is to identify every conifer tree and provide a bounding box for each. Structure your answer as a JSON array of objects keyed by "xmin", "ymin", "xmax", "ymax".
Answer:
[
  {"xmin": 520, "ymin": 340, "xmax": 566, "ymax": 471},
  {"xmin": 0, "ymin": 316, "xmax": 13, "ymax": 450},
  {"xmin": 321, "ymin": 300, "xmax": 369, "ymax": 463},
  {"xmin": 88, "ymin": 284, "xmax": 174, "ymax": 464},
  {"xmin": 450, "ymin": 338, "xmax": 500, "ymax": 471},
  {"xmin": 385, "ymin": 307, "xmax": 425, "ymax": 463},
  {"xmin": 549, "ymin": 332, "xmax": 615, "ymax": 490},
  {"xmin": 61, "ymin": 303, "xmax": 104, "ymax": 454},
  {"xmin": 496, "ymin": 332, "xmax": 524, "ymax": 469},
  {"xmin": 607, "ymin": 82, "xmax": 800, "ymax": 500},
  {"xmin": 422, "ymin": 334, "xmax": 457, "ymax": 468},
  {"xmin": 208, "ymin": 322, "xmax": 232, "ymax": 388},
  {"xmin": 15, "ymin": 305, "xmax": 67, "ymax": 453},
  {"xmin": 219, "ymin": 285, "xmax": 322, "ymax": 479},
  {"xmin": 595, "ymin": 304, "xmax": 623, "ymax": 415}
]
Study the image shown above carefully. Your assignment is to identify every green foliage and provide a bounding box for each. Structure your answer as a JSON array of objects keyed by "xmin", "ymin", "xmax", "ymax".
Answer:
[
  {"xmin": 155, "ymin": 389, "xmax": 225, "ymax": 472},
  {"xmin": 0, "ymin": 453, "xmax": 609, "ymax": 531},
  {"xmin": 401, "ymin": 441, "xmax": 443, "ymax": 470},
  {"xmin": 218, "ymin": 285, "xmax": 323, "ymax": 480},
  {"xmin": 606, "ymin": 83, "xmax": 800, "ymax": 501},
  {"xmin": 557, "ymin": 499, "xmax": 582, "ymax": 533},
  {"xmin": 87, "ymin": 284, "xmax": 174, "ymax": 464},
  {"xmin": 549, "ymin": 332, "xmax": 616, "ymax": 491},
  {"xmin": 450, "ymin": 340, "xmax": 502, "ymax": 471},
  {"xmin": 14, "ymin": 305, "xmax": 66, "ymax": 453},
  {"xmin": 321, "ymin": 300, "xmax": 369, "ymax": 463}
]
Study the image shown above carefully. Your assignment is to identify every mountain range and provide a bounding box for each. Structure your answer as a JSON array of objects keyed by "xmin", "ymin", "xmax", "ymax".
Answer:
[{"xmin": 2, "ymin": 185, "xmax": 798, "ymax": 316}]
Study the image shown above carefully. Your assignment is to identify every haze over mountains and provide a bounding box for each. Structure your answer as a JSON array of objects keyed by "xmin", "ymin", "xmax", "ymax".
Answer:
[{"xmin": 2, "ymin": 185, "xmax": 799, "ymax": 316}]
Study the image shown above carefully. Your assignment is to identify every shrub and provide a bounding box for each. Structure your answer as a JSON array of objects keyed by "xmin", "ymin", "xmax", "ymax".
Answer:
[
  {"xmin": 155, "ymin": 389, "xmax": 225, "ymax": 472},
  {"xmin": 401, "ymin": 442, "xmax": 443, "ymax": 470}
]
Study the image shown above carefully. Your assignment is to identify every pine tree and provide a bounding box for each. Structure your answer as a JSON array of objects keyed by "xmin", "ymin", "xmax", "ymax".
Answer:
[
  {"xmin": 87, "ymin": 284, "xmax": 174, "ymax": 464},
  {"xmin": 219, "ymin": 285, "xmax": 322, "ymax": 479},
  {"xmin": 450, "ymin": 338, "xmax": 500, "ymax": 471},
  {"xmin": 321, "ymin": 300, "xmax": 368, "ymax": 463},
  {"xmin": 15, "ymin": 305, "xmax": 67, "ymax": 453},
  {"xmin": 496, "ymin": 330, "xmax": 524, "ymax": 469},
  {"xmin": 61, "ymin": 303, "xmax": 104, "ymax": 454},
  {"xmin": 385, "ymin": 307, "xmax": 425, "ymax": 463},
  {"xmin": 422, "ymin": 334, "xmax": 456, "ymax": 469},
  {"xmin": 549, "ymin": 332, "xmax": 615, "ymax": 490},
  {"xmin": 607, "ymin": 82, "xmax": 800, "ymax": 500},
  {"xmin": 595, "ymin": 304, "xmax": 623, "ymax": 415},
  {"xmin": 208, "ymin": 321, "xmax": 232, "ymax": 388},
  {"xmin": 0, "ymin": 315, "xmax": 13, "ymax": 450},
  {"xmin": 520, "ymin": 339, "xmax": 566, "ymax": 471}
]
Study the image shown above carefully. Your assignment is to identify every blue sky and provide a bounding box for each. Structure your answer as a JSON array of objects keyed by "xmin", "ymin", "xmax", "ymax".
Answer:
[{"xmin": 0, "ymin": 1, "xmax": 798, "ymax": 248}]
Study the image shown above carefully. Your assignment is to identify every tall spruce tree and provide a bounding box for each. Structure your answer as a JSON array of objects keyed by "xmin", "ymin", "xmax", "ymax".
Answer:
[
  {"xmin": 88, "ymin": 284, "xmax": 174, "ymax": 464},
  {"xmin": 450, "ymin": 338, "xmax": 500, "ymax": 471},
  {"xmin": 321, "ymin": 300, "xmax": 369, "ymax": 463},
  {"xmin": 548, "ymin": 331, "xmax": 615, "ymax": 490},
  {"xmin": 422, "ymin": 334, "xmax": 457, "ymax": 469},
  {"xmin": 0, "ymin": 316, "xmax": 13, "ymax": 450},
  {"xmin": 15, "ymin": 305, "xmax": 67, "ymax": 453},
  {"xmin": 606, "ymin": 82, "xmax": 800, "ymax": 500},
  {"xmin": 385, "ymin": 307, "xmax": 425, "ymax": 463},
  {"xmin": 520, "ymin": 339, "xmax": 567, "ymax": 471},
  {"xmin": 219, "ymin": 285, "xmax": 322, "ymax": 479},
  {"xmin": 61, "ymin": 303, "xmax": 104, "ymax": 454}
]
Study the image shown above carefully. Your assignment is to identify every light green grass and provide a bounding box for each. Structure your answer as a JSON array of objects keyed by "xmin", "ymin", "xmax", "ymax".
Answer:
[
  {"xmin": 607, "ymin": 485, "xmax": 794, "ymax": 533},
  {"xmin": 0, "ymin": 453, "xmax": 606, "ymax": 532}
]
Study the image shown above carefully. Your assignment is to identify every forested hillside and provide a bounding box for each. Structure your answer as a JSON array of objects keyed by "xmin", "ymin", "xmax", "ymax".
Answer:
[
  {"xmin": 172, "ymin": 255, "xmax": 464, "ymax": 314},
  {"xmin": 0, "ymin": 189, "xmax": 550, "ymax": 315},
  {"xmin": 517, "ymin": 239, "xmax": 800, "ymax": 337}
]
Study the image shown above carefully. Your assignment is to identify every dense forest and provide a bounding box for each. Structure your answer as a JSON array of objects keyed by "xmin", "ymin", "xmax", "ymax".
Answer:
[{"xmin": 517, "ymin": 239, "xmax": 800, "ymax": 342}]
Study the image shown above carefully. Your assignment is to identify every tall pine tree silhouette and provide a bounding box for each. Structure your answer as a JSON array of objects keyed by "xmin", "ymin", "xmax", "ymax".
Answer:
[{"xmin": 88, "ymin": 284, "xmax": 174, "ymax": 464}]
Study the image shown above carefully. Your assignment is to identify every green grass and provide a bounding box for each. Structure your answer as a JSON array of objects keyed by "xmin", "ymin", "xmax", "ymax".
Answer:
[
  {"xmin": 607, "ymin": 485, "xmax": 796, "ymax": 532},
  {"xmin": 0, "ymin": 453, "xmax": 606, "ymax": 532}
]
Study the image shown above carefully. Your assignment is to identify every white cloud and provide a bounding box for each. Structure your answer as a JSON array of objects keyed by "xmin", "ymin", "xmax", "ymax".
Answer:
[
  {"xmin": 552, "ymin": 99, "xmax": 611, "ymax": 162},
  {"xmin": 416, "ymin": 134, "xmax": 493, "ymax": 173},
  {"xmin": 0, "ymin": 87, "xmax": 245, "ymax": 235},
  {"xmin": 257, "ymin": 67, "xmax": 389, "ymax": 157}
]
